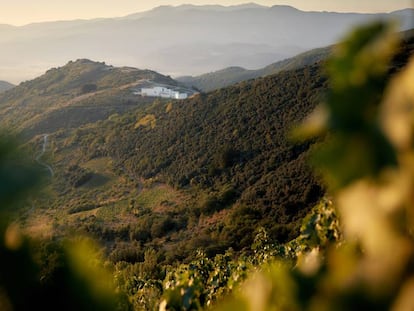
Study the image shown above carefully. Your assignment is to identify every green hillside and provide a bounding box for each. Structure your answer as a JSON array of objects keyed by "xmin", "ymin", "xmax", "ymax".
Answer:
[{"xmin": 0, "ymin": 59, "xmax": 181, "ymax": 138}]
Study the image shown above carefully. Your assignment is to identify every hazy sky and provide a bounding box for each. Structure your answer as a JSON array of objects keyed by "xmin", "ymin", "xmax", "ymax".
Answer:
[{"xmin": 1, "ymin": 0, "xmax": 412, "ymax": 26}]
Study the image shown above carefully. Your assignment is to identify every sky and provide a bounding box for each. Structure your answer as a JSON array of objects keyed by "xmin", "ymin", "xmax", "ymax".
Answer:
[{"xmin": 0, "ymin": 0, "xmax": 412, "ymax": 26}]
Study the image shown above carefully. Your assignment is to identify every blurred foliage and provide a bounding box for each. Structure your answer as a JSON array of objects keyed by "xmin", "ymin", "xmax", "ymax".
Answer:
[
  {"xmin": 153, "ymin": 198, "xmax": 340, "ymax": 310},
  {"xmin": 210, "ymin": 21, "xmax": 414, "ymax": 311},
  {"xmin": 0, "ymin": 135, "xmax": 127, "ymax": 310},
  {"xmin": 160, "ymin": 250, "xmax": 249, "ymax": 310},
  {"xmin": 0, "ymin": 136, "xmax": 42, "ymax": 210},
  {"xmin": 317, "ymin": 23, "xmax": 400, "ymax": 189}
]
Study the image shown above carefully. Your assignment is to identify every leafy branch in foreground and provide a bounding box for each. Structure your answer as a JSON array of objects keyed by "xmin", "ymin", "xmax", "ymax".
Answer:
[
  {"xmin": 211, "ymin": 22, "xmax": 414, "ymax": 311},
  {"xmin": 0, "ymin": 135, "xmax": 127, "ymax": 310}
]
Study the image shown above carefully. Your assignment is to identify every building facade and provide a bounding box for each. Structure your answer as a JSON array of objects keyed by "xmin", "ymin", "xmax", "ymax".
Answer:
[{"xmin": 141, "ymin": 86, "xmax": 188, "ymax": 99}]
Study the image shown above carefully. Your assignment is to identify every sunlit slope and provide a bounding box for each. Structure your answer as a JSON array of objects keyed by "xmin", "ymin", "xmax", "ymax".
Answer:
[{"xmin": 0, "ymin": 59, "xmax": 181, "ymax": 138}]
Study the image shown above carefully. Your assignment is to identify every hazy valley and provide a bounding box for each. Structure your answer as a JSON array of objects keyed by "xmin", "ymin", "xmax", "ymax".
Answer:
[{"xmin": 0, "ymin": 4, "xmax": 412, "ymax": 83}]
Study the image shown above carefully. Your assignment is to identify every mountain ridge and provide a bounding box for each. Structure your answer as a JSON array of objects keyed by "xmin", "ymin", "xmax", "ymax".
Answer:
[
  {"xmin": 177, "ymin": 45, "xmax": 332, "ymax": 91},
  {"xmin": 0, "ymin": 80, "xmax": 14, "ymax": 93},
  {"xmin": 6, "ymin": 4, "xmax": 411, "ymax": 26}
]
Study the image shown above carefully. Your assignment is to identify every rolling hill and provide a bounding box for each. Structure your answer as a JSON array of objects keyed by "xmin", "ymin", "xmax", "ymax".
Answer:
[{"xmin": 0, "ymin": 59, "xmax": 191, "ymax": 138}]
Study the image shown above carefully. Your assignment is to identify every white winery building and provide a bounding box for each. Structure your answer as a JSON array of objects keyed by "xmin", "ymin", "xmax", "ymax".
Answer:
[{"xmin": 140, "ymin": 86, "xmax": 188, "ymax": 99}]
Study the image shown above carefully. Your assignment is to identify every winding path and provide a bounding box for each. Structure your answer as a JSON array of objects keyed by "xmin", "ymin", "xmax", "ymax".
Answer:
[{"xmin": 35, "ymin": 134, "xmax": 54, "ymax": 177}]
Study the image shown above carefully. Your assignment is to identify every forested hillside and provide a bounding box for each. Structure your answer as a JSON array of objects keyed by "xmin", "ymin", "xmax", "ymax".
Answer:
[
  {"xmin": 38, "ymin": 61, "xmax": 328, "ymax": 264},
  {"xmin": 110, "ymin": 65, "xmax": 326, "ymax": 241}
]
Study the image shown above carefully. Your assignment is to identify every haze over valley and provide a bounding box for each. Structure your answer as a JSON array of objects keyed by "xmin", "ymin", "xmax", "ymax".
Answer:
[{"xmin": 0, "ymin": 3, "xmax": 413, "ymax": 83}]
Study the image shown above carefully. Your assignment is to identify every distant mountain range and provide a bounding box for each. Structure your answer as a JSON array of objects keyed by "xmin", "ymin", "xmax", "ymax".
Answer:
[
  {"xmin": 177, "ymin": 46, "xmax": 332, "ymax": 92},
  {"xmin": 1, "ymin": 4, "xmax": 412, "ymax": 83},
  {"xmin": 0, "ymin": 80, "xmax": 14, "ymax": 93},
  {"xmin": 178, "ymin": 27, "xmax": 414, "ymax": 92}
]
